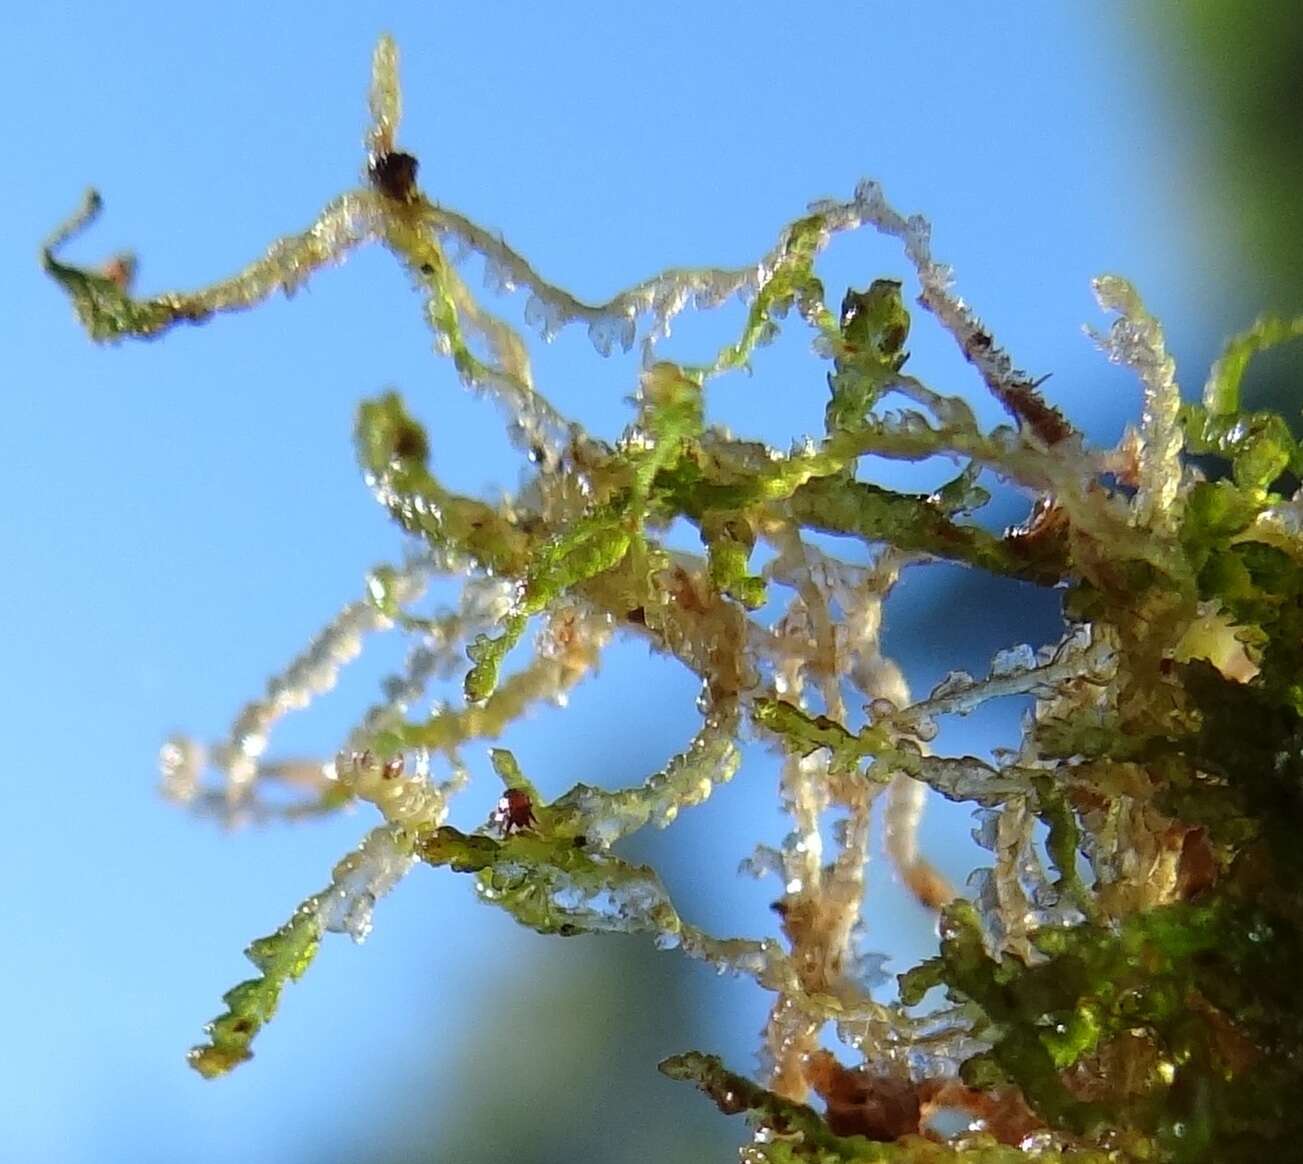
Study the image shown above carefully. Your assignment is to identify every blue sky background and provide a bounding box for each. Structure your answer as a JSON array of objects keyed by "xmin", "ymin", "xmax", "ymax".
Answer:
[{"xmin": 2, "ymin": 4, "xmax": 1245, "ymax": 1161}]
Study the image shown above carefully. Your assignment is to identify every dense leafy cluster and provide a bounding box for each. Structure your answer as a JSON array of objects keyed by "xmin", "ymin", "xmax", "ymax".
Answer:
[{"xmin": 47, "ymin": 37, "xmax": 1303, "ymax": 1162}]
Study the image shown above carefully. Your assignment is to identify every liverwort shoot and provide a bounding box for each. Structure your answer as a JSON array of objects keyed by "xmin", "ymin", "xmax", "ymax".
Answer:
[{"xmin": 47, "ymin": 33, "xmax": 1303, "ymax": 1164}]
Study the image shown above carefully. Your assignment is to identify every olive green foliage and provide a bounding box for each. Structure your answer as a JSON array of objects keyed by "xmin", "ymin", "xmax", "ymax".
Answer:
[
  {"xmin": 1160, "ymin": 5, "xmax": 1303, "ymax": 311},
  {"xmin": 1156, "ymin": 5, "xmax": 1303, "ymax": 433},
  {"xmin": 47, "ymin": 36, "xmax": 1303, "ymax": 1163}
]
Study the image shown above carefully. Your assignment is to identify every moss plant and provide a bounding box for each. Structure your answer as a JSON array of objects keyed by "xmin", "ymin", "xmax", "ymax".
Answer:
[{"xmin": 46, "ymin": 37, "xmax": 1303, "ymax": 1163}]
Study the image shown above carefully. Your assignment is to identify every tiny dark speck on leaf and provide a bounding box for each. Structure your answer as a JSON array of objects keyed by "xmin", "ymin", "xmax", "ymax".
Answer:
[
  {"xmin": 393, "ymin": 423, "xmax": 428, "ymax": 461},
  {"xmin": 369, "ymin": 151, "xmax": 419, "ymax": 201}
]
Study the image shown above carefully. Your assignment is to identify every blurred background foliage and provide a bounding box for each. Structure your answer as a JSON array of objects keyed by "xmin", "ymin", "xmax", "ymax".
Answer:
[{"xmin": 1154, "ymin": 4, "xmax": 1303, "ymax": 421}]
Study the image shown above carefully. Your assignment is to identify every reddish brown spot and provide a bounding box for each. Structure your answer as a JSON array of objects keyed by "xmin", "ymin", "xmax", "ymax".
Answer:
[
  {"xmin": 806, "ymin": 1051, "xmax": 920, "ymax": 1141},
  {"xmin": 668, "ymin": 566, "xmax": 708, "ymax": 614},
  {"xmin": 1176, "ymin": 826, "xmax": 1219, "ymax": 900},
  {"xmin": 806, "ymin": 1051, "xmax": 1044, "ymax": 1146},
  {"xmin": 916, "ymin": 1078, "xmax": 1043, "ymax": 1146},
  {"xmin": 903, "ymin": 861, "xmax": 955, "ymax": 911},
  {"xmin": 1004, "ymin": 496, "xmax": 1069, "ymax": 564},
  {"xmin": 493, "ymin": 787, "xmax": 537, "ymax": 836},
  {"xmin": 101, "ymin": 254, "xmax": 136, "ymax": 291},
  {"xmin": 992, "ymin": 377, "xmax": 1073, "ymax": 446}
]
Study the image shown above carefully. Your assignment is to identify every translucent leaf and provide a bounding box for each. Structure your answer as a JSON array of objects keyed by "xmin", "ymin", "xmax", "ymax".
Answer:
[
  {"xmin": 1091, "ymin": 276, "xmax": 1183, "ymax": 532},
  {"xmin": 366, "ymin": 35, "xmax": 402, "ymax": 155}
]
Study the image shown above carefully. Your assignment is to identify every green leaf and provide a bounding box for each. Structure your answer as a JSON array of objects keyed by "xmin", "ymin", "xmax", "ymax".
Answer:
[
  {"xmin": 825, "ymin": 279, "xmax": 911, "ymax": 435},
  {"xmin": 188, "ymin": 903, "xmax": 322, "ymax": 1078},
  {"xmin": 1203, "ymin": 312, "xmax": 1303, "ymax": 416},
  {"xmin": 658, "ymin": 1051, "xmax": 846, "ymax": 1147},
  {"xmin": 356, "ymin": 392, "xmax": 530, "ymax": 573},
  {"xmin": 752, "ymin": 698, "xmax": 885, "ymax": 765},
  {"xmin": 701, "ymin": 513, "xmax": 766, "ymax": 608},
  {"xmin": 465, "ymin": 510, "xmax": 630, "ymax": 700}
]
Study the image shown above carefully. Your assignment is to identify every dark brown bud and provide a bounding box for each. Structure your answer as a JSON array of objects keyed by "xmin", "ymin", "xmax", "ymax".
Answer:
[{"xmin": 369, "ymin": 151, "xmax": 419, "ymax": 202}]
